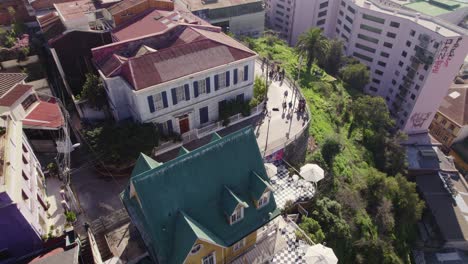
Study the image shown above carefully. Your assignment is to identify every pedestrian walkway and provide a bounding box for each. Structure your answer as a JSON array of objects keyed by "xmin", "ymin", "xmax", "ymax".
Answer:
[
  {"xmin": 253, "ymin": 60, "xmax": 309, "ymax": 156},
  {"xmin": 46, "ymin": 177, "xmax": 67, "ymax": 236}
]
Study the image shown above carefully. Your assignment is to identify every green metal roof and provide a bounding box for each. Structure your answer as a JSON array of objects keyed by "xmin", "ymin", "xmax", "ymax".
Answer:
[
  {"xmin": 131, "ymin": 153, "xmax": 161, "ymax": 177},
  {"xmin": 222, "ymin": 186, "xmax": 249, "ymax": 216},
  {"xmin": 211, "ymin": 132, "xmax": 222, "ymax": 142},
  {"xmin": 405, "ymin": 0, "xmax": 467, "ymax": 16},
  {"xmin": 172, "ymin": 211, "xmax": 225, "ymax": 264},
  {"xmin": 178, "ymin": 147, "xmax": 190, "ymax": 157},
  {"xmin": 121, "ymin": 128, "xmax": 280, "ymax": 264},
  {"xmin": 250, "ymin": 171, "xmax": 273, "ymax": 200}
]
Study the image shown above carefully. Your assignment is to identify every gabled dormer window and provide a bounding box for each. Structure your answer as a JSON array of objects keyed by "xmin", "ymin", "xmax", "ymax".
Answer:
[
  {"xmin": 258, "ymin": 191, "xmax": 271, "ymax": 209},
  {"xmin": 230, "ymin": 206, "xmax": 244, "ymax": 225}
]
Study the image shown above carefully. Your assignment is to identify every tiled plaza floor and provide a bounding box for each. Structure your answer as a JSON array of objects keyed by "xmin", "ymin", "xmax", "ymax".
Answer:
[{"xmin": 270, "ymin": 163, "xmax": 315, "ymax": 209}]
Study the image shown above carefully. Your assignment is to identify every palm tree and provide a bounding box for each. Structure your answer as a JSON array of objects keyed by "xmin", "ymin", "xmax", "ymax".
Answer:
[{"xmin": 296, "ymin": 28, "xmax": 330, "ymax": 70}]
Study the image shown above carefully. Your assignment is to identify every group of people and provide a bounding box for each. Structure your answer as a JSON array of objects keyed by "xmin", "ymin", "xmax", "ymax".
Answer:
[{"xmin": 262, "ymin": 58, "xmax": 286, "ymax": 82}]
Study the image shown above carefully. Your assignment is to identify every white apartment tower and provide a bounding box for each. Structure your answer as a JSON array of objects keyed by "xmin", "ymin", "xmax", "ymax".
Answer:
[{"xmin": 266, "ymin": 0, "xmax": 468, "ymax": 134}]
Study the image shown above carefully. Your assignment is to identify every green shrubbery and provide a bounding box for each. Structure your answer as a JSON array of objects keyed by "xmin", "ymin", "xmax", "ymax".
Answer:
[
  {"xmin": 83, "ymin": 122, "xmax": 159, "ymax": 165},
  {"xmin": 249, "ymin": 32, "xmax": 421, "ymax": 263}
]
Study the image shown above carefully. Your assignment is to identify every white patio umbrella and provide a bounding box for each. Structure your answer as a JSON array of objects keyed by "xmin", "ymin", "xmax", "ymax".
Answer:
[
  {"xmin": 305, "ymin": 244, "xmax": 338, "ymax": 264},
  {"xmin": 300, "ymin": 164, "xmax": 324, "ymax": 182},
  {"xmin": 264, "ymin": 163, "xmax": 278, "ymax": 178}
]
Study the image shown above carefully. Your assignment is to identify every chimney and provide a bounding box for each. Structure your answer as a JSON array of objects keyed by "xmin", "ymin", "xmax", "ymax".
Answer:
[
  {"xmin": 364, "ymin": 1, "xmax": 371, "ymax": 8},
  {"xmin": 435, "ymin": 26, "xmax": 440, "ymax": 33},
  {"xmin": 415, "ymin": 12, "xmax": 420, "ymax": 23}
]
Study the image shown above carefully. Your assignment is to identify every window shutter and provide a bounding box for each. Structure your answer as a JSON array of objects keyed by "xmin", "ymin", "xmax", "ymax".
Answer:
[
  {"xmin": 162, "ymin": 91, "xmax": 168, "ymax": 108},
  {"xmin": 226, "ymin": 71, "xmax": 230, "ymax": 87},
  {"xmin": 244, "ymin": 65, "xmax": 248, "ymax": 81},
  {"xmin": 206, "ymin": 77, "xmax": 211, "ymax": 93},
  {"xmin": 236, "ymin": 93, "xmax": 244, "ymax": 102},
  {"xmin": 171, "ymin": 88, "xmax": 177, "ymax": 105},
  {"xmin": 157, "ymin": 123, "xmax": 164, "ymax": 134},
  {"xmin": 167, "ymin": 120, "xmax": 173, "ymax": 134},
  {"xmin": 184, "ymin": 84, "xmax": 190, "ymax": 100},
  {"xmin": 193, "ymin": 81, "xmax": 199, "ymax": 98},
  {"xmin": 199, "ymin": 106, "xmax": 208, "ymax": 124},
  {"xmin": 147, "ymin": 95, "xmax": 155, "ymax": 113},
  {"xmin": 233, "ymin": 69, "xmax": 238, "ymax": 85},
  {"xmin": 214, "ymin": 75, "xmax": 219, "ymax": 91}
]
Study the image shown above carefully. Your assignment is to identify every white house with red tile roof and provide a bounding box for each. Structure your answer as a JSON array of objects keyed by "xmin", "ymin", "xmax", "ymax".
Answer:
[
  {"xmin": 0, "ymin": 73, "xmax": 71, "ymax": 153},
  {"xmin": 92, "ymin": 24, "xmax": 257, "ymax": 135}
]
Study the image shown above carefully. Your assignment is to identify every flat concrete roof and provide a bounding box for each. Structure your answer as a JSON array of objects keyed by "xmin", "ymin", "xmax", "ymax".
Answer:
[
  {"xmin": 405, "ymin": 0, "xmax": 468, "ymax": 17},
  {"xmin": 416, "ymin": 172, "xmax": 468, "ymax": 242},
  {"xmin": 180, "ymin": 0, "xmax": 262, "ymax": 11},
  {"xmin": 355, "ymin": 0, "xmax": 464, "ymax": 37}
]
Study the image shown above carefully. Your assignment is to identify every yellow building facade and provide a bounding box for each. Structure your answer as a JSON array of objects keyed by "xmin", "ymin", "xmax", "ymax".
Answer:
[
  {"xmin": 429, "ymin": 112, "xmax": 461, "ymax": 150},
  {"xmin": 183, "ymin": 231, "xmax": 257, "ymax": 264}
]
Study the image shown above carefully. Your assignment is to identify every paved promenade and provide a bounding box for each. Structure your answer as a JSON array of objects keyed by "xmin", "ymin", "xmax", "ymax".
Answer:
[{"xmin": 253, "ymin": 60, "xmax": 309, "ymax": 156}]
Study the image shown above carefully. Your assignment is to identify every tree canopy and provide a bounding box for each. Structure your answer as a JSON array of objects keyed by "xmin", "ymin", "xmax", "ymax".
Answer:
[
  {"xmin": 296, "ymin": 28, "xmax": 330, "ymax": 70},
  {"xmin": 80, "ymin": 73, "xmax": 107, "ymax": 110},
  {"xmin": 340, "ymin": 63, "xmax": 370, "ymax": 91}
]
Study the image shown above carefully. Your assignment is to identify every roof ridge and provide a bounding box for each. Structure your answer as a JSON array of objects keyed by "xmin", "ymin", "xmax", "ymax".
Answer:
[
  {"xmin": 127, "ymin": 38, "xmax": 215, "ymax": 62},
  {"xmin": 132, "ymin": 128, "xmax": 254, "ymax": 183}
]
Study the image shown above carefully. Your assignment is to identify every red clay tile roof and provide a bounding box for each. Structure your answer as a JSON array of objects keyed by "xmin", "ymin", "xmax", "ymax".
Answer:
[
  {"xmin": 23, "ymin": 100, "xmax": 64, "ymax": 129},
  {"xmin": 0, "ymin": 73, "xmax": 27, "ymax": 97},
  {"xmin": 0, "ymin": 84, "xmax": 33, "ymax": 107},
  {"xmin": 438, "ymin": 86, "xmax": 468, "ymax": 126},
  {"xmin": 107, "ymin": 0, "xmax": 147, "ymax": 15},
  {"xmin": 112, "ymin": 9, "xmax": 186, "ymax": 41},
  {"xmin": 94, "ymin": 25, "xmax": 256, "ymax": 91}
]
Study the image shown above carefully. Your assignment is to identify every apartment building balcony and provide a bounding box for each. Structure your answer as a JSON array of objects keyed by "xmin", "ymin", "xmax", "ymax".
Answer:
[
  {"xmin": 0, "ymin": 132, "xmax": 5, "ymax": 185},
  {"xmin": 414, "ymin": 46, "xmax": 435, "ymax": 65}
]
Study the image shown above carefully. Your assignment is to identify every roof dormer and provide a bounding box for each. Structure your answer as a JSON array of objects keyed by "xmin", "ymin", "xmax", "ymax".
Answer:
[
  {"xmin": 222, "ymin": 186, "xmax": 248, "ymax": 225},
  {"xmin": 249, "ymin": 171, "xmax": 273, "ymax": 209}
]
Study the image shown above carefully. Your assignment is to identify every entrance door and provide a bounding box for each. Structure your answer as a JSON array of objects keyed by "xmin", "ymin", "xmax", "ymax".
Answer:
[{"xmin": 179, "ymin": 116, "xmax": 190, "ymax": 134}]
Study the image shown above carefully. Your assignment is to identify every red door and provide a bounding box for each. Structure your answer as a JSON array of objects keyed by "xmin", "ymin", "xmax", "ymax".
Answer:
[{"xmin": 179, "ymin": 117, "xmax": 190, "ymax": 134}]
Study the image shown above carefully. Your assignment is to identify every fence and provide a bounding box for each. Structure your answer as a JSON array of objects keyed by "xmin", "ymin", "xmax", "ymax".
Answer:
[
  {"xmin": 153, "ymin": 101, "xmax": 265, "ymax": 156},
  {"xmin": 88, "ymin": 228, "xmax": 104, "ymax": 264}
]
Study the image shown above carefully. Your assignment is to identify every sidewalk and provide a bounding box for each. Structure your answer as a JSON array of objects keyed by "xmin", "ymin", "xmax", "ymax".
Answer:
[
  {"xmin": 254, "ymin": 60, "xmax": 308, "ymax": 155},
  {"xmin": 155, "ymin": 61, "xmax": 308, "ymax": 162}
]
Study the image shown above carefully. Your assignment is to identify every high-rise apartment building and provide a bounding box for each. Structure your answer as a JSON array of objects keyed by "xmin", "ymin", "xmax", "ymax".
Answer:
[
  {"xmin": 0, "ymin": 115, "xmax": 48, "ymax": 260},
  {"xmin": 266, "ymin": 0, "xmax": 468, "ymax": 134}
]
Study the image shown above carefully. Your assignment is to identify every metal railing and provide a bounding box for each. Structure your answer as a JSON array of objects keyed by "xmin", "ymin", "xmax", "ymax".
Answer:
[{"xmin": 88, "ymin": 228, "xmax": 104, "ymax": 264}]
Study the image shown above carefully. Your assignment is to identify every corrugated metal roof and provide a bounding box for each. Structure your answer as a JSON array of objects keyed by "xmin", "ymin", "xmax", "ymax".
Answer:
[{"xmin": 0, "ymin": 73, "xmax": 27, "ymax": 97}]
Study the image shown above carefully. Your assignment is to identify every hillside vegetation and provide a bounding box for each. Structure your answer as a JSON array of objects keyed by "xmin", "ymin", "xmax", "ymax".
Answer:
[{"xmin": 245, "ymin": 33, "xmax": 424, "ymax": 263}]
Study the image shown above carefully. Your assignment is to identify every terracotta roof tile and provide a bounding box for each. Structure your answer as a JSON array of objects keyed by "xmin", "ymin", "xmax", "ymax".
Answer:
[
  {"xmin": 0, "ymin": 84, "xmax": 33, "ymax": 106},
  {"xmin": 94, "ymin": 25, "xmax": 256, "ymax": 90},
  {"xmin": 0, "ymin": 73, "xmax": 27, "ymax": 97},
  {"xmin": 23, "ymin": 100, "xmax": 64, "ymax": 129}
]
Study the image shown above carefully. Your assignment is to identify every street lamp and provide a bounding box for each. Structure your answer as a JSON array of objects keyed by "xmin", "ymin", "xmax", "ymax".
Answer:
[{"xmin": 287, "ymin": 55, "xmax": 304, "ymax": 138}]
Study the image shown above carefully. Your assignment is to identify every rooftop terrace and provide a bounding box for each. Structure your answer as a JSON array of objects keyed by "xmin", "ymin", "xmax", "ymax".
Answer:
[{"xmin": 405, "ymin": 0, "xmax": 468, "ymax": 17}]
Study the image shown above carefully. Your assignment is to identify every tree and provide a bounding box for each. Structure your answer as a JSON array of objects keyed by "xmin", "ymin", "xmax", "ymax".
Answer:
[
  {"xmin": 325, "ymin": 39, "xmax": 344, "ymax": 75},
  {"xmin": 80, "ymin": 73, "xmax": 107, "ymax": 109},
  {"xmin": 386, "ymin": 175, "xmax": 424, "ymax": 256},
  {"xmin": 321, "ymin": 136, "xmax": 341, "ymax": 168},
  {"xmin": 84, "ymin": 122, "xmax": 159, "ymax": 165},
  {"xmin": 383, "ymin": 131, "xmax": 408, "ymax": 176},
  {"xmin": 298, "ymin": 217, "xmax": 325, "ymax": 243},
  {"xmin": 350, "ymin": 96, "xmax": 394, "ymax": 138},
  {"xmin": 296, "ymin": 28, "xmax": 330, "ymax": 70},
  {"xmin": 339, "ymin": 63, "xmax": 370, "ymax": 91},
  {"xmin": 7, "ymin": 7, "xmax": 16, "ymax": 23},
  {"xmin": 376, "ymin": 198, "xmax": 395, "ymax": 236}
]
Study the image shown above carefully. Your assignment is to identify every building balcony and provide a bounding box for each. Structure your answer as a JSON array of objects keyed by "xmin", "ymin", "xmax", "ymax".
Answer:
[{"xmin": 414, "ymin": 46, "xmax": 434, "ymax": 65}]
